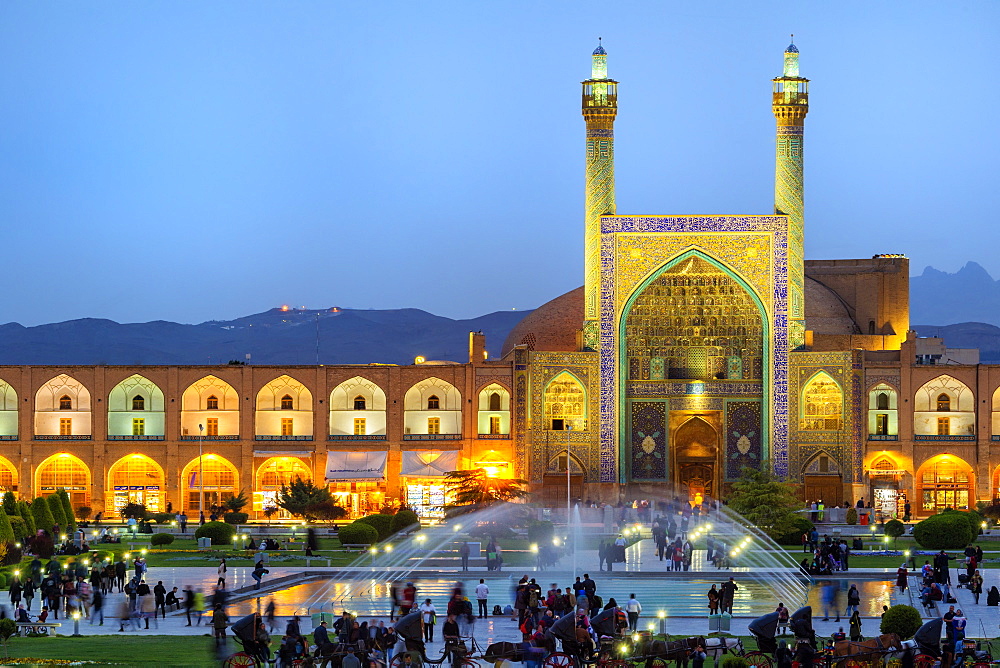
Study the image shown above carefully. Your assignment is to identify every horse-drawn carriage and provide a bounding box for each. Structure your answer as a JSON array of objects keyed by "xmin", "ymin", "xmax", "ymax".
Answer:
[{"xmin": 223, "ymin": 613, "xmax": 273, "ymax": 668}]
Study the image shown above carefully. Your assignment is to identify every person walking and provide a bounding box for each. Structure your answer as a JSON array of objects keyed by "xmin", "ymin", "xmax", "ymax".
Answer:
[
  {"xmin": 9, "ymin": 576, "xmax": 22, "ymax": 609},
  {"xmin": 22, "ymin": 578, "xmax": 34, "ymax": 611},
  {"xmin": 475, "ymin": 579, "xmax": 489, "ymax": 619},
  {"xmin": 625, "ymin": 594, "xmax": 642, "ymax": 631},
  {"xmin": 184, "ymin": 587, "xmax": 195, "ymax": 626},
  {"xmin": 90, "ymin": 588, "xmax": 104, "ymax": 626},
  {"xmin": 896, "ymin": 563, "xmax": 908, "ymax": 594},
  {"xmin": 419, "ymin": 598, "xmax": 437, "ymax": 642},
  {"xmin": 845, "ymin": 584, "xmax": 860, "ymax": 619},
  {"xmin": 970, "ymin": 570, "xmax": 984, "ymax": 604},
  {"xmin": 849, "ymin": 611, "xmax": 862, "ymax": 642},
  {"xmin": 212, "ymin": 604, "xmax": 229, "ymax": 647},
  {"xmin": 217, "ymin": 558, "xmax": 227, "ymax": 589},
  {"xmin": 154, "ymin": 581, "xmax": 167, "ymax": 619}
]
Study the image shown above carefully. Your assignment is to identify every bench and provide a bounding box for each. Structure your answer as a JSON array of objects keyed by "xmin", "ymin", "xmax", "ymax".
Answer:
[
  {"xmin": 16, "ymin": 622, "xmax": 62, "ymax": 637},
  {"xmin": 341, "ymin": 544, "xmax": 371, "ymax": 551}
]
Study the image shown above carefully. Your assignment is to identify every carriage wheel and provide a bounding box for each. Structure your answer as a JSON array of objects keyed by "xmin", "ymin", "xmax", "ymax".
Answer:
[
  {"xmin": 743, "ymin": 651, "xmax": 773, "ymax": 668},
  {"xmin": 389, "ymin": 654, "xmax": 408, "ymax": 668},
  {"xmin": 222, "ymin": 653, "xmax": 258, "ymax": 668},
  {"xmin": 913, "ymin": 655, "xmax": 935, "ymax": 668},
  {"xmin": 545, "ymin": 652, "xmax": 576, "ymax": 668}
]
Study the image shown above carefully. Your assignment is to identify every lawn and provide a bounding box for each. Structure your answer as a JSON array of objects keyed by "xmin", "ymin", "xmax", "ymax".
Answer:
[{"xmin": 0, "ymin": 634, "xmax": 278, "ymax": 667}]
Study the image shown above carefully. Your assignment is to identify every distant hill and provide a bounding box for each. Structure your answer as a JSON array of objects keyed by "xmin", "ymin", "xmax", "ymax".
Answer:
[
  {"xmin": 911, "ymin": 323, "xmax": 1000, "ymax": 364},
  {"xmin": 0, "ymin": 307, "xmax": 533, "ymax": 366},
  {"xmin": 911, "ymin": 262, "xmax": 1000, "ymax": 327}
]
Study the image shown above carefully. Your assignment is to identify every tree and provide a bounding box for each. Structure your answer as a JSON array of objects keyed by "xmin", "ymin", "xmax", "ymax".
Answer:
[
  {"xmin": 18, "ymin": 500, "xmax": 36, "ymax": 536},
  {"xmin": 56, "ymin": 489, "xmax": 76, "ymax": 533},
  {"xmin": 223, "ymin": 489, "xmax": 249, "ymax": 513},
  {"xmin": 444, "ymin": 468, "xmax": 529, "ymax": 507},
  {"xmin": 46, "ymin": 495, "xmax": 67, "ymax": 530},
  {"xmin": 0, "ymin": 509, "xmax": 14, "ymax": 544},
  {"xmin": 0, "ymin": 617, "xmax": 15, "ymax": 658},
  {"xmin": 728, "ymin": 467, "xmax": 803, "ymax": 541},
  {"xmin": 277, "ymin": 477, "xmax": 333, "ymax": 519},
  {"xmin": 304, "ymin": 500, "xmax": 348, "ymax": 522},
  {"xmin": 1, "ymin": 492, "xmax": 15, "ymax": 516},
  {"xmin": 31, "ymin": 497, "xmax": 55, "ymax": 534}
]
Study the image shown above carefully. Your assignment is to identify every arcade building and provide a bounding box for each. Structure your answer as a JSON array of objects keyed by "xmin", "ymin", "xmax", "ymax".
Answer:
[{"xmin": 0, "ymin": 42, "xmax": 997, "ymax": 520}]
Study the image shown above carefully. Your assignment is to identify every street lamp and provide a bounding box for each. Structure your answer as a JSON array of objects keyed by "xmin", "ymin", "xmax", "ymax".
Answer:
[{"xmin": 198, "ymin": 423, "xmax": 205, "ymax": 518}]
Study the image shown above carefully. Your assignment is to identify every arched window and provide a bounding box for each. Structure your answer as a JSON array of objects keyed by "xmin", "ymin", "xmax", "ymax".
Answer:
[
  {"xmin": 876, "ymin": 393, "xmax": 889, "ymax": 410},
  {"xmin": 353, "ymin": 395, "xmax": 366, "ymax": 411},
  {"xmin": 132, "ymin": 395, "xmax": 145, "ymax": 411},
  {"xmin": 800, "ymin": 373, "xmax": 843, "ymax": 431},
  {"xmin": 206, "ymin": 395, "xmax": 219, "ymax": 410},
  {"xmin": 36, "ymin": 454, "xmax": 90, "ymax": 509},
  {"xmin": 544, "ymin": 371, "xmax": 587, "ymax": 431},
  {"xmin": 280, "ymin": 395, "xmax": 293, "ymax": 410},
  {"xmin": 937, "ymin": 394, "xmax": 951, "ymax": 412},
  {"xmin": 59, "ymin": 395, "xmax": 72, "ymax": 410},
  {"xmin": 489, "ymin": 392, "xmax": 501, "ymax": 411},
  {"xmin": 427, "ymin": 395, "xmax": 440, "ymax": 410}
]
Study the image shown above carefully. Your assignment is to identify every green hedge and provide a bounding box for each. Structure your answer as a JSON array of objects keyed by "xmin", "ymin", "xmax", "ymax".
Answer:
[
  {"xmin": 775, "ymin": 516, "xmax": 815, "ymax": 546},
  {"xmin": 8, "ymin": 516, "xmax": 27, "ymax": 542},
  {"xmin": 880, "ymin": 604, "xmax": 922, "ymax": 639},
  {"xmin": 223, "ymin": 512, "xmax": 249, "ymax": 525},
  {"xmin": 914, "ymin": 511, "xmax": 978, "ymax": 549},
  {"xmin": 357, "ymin": 514, "xmax": 393, "ymax": 541},
  {"xmin": 527, "ymin": 520, "xmax": 555, "ymax": 544},
  {"xmin": 338, "ymin": 522, "xmax": 378, "ymax": 546},
  {"xmin": 151, "ymin": 513, "xmax": 174, "ymax": 525},
  {"xmin": 195, "ymin": 521, "xmax": 237, "ymax": 545},
  {"xmin": 390, "ymin": 509, "xmax": 420, "ymax": 534},
  {"xmin": 150, "ymin": 533, "xmax": 175, "ymax": 546}
]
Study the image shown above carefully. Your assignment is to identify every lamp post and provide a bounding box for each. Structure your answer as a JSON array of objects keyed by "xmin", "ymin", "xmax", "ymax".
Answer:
[{"xmin": 198, "ymin": 422, "xmax": 205, "ymax": 518}]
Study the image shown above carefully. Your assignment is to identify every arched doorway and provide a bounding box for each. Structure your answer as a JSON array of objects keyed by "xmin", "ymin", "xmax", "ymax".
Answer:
[
  {"xmin": 35, "ymin": 453, "xmax": 90, "ymax": 510},
  {"xmin": 673, "ymin": 417, "xmax": 719, "ymax": 505},
  {"xmin": 0, "ymin": 456, "xmax": 17, "ymax": 493},
  {"xmin": 107, "ymin": 454, "xmax": 165, "ymax": 515},
  {"xmin": 254, "ymin": 456, "xmax": 311, "ymax": 518},
  {"xmin": 916, "ymin": 455, "xmax": 974, "ymax": 516},
  {"xmin": 802, "ymin": 451, "xmax": 843, "ymax": 507},
  {"xmin": 541, "ymin": 451, "xmax": 585, "ymax": 507},
  {"xmin": 181, "ymin": 455, "xmax": 238, "ymax": 513}
]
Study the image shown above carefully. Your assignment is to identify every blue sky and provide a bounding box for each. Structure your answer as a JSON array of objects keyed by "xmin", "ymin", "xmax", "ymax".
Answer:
[{"xmin": 1, "ymin": 2, "xmax": 997, "ymax": 325}]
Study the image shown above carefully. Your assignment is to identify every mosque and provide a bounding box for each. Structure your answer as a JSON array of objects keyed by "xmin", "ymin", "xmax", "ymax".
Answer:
[{"xmin": 0, "ymin": 41, "xmax": 997, "ymax": 521}]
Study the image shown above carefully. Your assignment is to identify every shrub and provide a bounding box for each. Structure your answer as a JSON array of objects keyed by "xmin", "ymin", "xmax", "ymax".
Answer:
[
  {"xmin": 1, "ymin": 492, "xmax": 15, "ymax": 516},
  {"xmin": 223, "ymin": 489, "xmax": 249, "ymax": 513},
  {"xmin": 527, "ymin": 520, "xmax": 555, "ymax": 544},
  {"xmin": 845, "ymin": 507, "xmax": 858, "ymax": 525},
  {"xmin": 774, "ymin": 517, "xmax": 815, "ymax": 546},
  {"xmin": 195, "ymin": 521, "xmax": 237, "ymax": 546},
  {"xmin": 32, "ymin": 497, "xmax": 56, "ymax": 534},
  {"xmin": 914, "ymin": 512, "xmax": 976, "ymax": 549},
  {"xmin": 303, "ymin": 501, "xmax": 347, "ymax": 522},
  {"xmin": 76, "ymin": 506, "xmax": 92, "ymax": 521},
  {"xmin": 46, "ymin": 495, "xmax": 67, "ymax": 530},
  {"xmin": 337, "ymin": 521, "xmax": 379, "ymax": 546},
  {"xmin": 8, "ymin": 516, "xmax": 27, "ymax": 542},
  {"xmin": 880, "ymin": 604, "xmax": 922, "ymax": 639},
  {"xmin": 1, "ymin": 543, "xmax": 21, "ymax": 567},
  {"xmin": 468, "ymin": 523, "xmax": 516, "ymax": 540},
  {"xmin": 57, "ymin": 490, "xmax": 75, "ymax": 533},
  {"xmin": 120, "ymin": 502, "xmax": 148, "ymax": 521},
  {"xmin": 721, "ymin": 657, "xmax": 749, "ymax": 668},
  {"xmin": 0, "ymin": 510, "xmax": 14, "ymax": 544},
  {"xmin": 357, "ymin": 514, "xmax": 393, "ymax": 541},
  {"xmin": 151, "ymin": 513, "xmax": 174, "ymax": 525},
  {"xmin": 390, "ymin": 509, "xmax": 420, "ymax": 534},
  {"xmin": 0, "ymin": 615, "xmax": 15, "ymax": 657},
  {"xmin": 885, "ymin": 519, "xmax": 905, "ymax": 539},
  {"xmin": 223, "ymin": 512, "xmax": 249, "ymax": 525},
  {"xmin": 17, "ymin": 501, "xmax": 35, "ymax": 537},
  {"xmin": 150, "ymin": 533, "xmax": 175, "ymax": 546}
]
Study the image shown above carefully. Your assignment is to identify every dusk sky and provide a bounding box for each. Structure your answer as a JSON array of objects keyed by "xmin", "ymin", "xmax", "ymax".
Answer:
[{"xmin": 1, "ymin": 2, "xmax": 997, "ymax": 326}]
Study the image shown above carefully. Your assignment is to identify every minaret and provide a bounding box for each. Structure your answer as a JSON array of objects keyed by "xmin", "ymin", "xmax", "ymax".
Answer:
[
  {"xmin": 582, "ymin": 39, "xmax": 618, "ymax": 350},
  {"xmin": 772, "ymin": 37, "xmax": 809, "ymax": 350}
]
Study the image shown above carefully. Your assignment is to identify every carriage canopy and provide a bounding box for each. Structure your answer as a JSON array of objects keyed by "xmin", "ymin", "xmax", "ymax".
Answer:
[
  {"xmin": 551, "ymin": 612, "xmax": 579, "ymax": 643},
  {"xmin": 396, "ymin": 611, "xmax": 423, "ymax": 642},
  {"xmin": 913, "ymin": 618, "xmax": 943, "ymax": 657}
]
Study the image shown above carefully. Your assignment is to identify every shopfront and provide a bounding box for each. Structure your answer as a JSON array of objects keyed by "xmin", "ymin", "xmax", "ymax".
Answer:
[
  {"xmin": 325, "ymin": 451, "xmax": 388, "ymax": 518},
  {"xmin": 253, "ymin": 452, "xmax": 313, "ymax": 519},
  {"xmin": 867, "ymin": 457, "xmax": 907, "ymax": 521},
  {"xmin": 400, "ymin": 450, "xmax": 458, "ymax": 522},
  {"xmin": 107, "ymin": 454, "xmax": 164, "ymax": 516}
]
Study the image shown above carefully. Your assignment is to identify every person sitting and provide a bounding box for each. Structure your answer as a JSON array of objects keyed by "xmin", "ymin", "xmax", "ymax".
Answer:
[{"xmin": 987, "ymin": 586, "xmax": 1000, "ymax": 607}]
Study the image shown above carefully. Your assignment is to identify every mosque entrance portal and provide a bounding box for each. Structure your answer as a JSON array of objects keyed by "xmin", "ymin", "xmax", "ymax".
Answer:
[{"xmin": 672, "ymin": 415, "xmax": 720, "ymax": 505}]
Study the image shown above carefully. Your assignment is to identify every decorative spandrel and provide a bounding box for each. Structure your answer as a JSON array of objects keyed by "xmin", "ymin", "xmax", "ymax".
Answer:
[{"xmin": 624, "ymin": 255, "xmax": 764, "ymax": 382}]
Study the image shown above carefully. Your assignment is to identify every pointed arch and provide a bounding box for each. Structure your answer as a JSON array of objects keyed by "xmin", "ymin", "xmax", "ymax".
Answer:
[
  {"xmin": 544, "ymin": 370, "xmax": 587, "ymax": 431},
  {"xmin": 35, "ymin": 374, "xmax": 92, "ymax": 438},
  {"xmin": 0, "ymin": 379, "xmax": 17, "ymax": 438},
  {"xmin": 991, "ymin": 386, "xmax": 1000, "ymax": 438},
  {"xmin": 255, "ymin": 375, "xmax": 314, "ymax": 438},
  {"xmin": 181, "ymin": 454, "xmax": 238, "ymax": 512},
  {"xmin": 329, "ymin": 376, "xmax": 387, "ymax": 437},
  {"xmin": 547, "ymin": 450, "xmax": 586, "ymax": 477},
  {"xmin": 107, "ymin": 453, "xmax": 165, "ymax": 515},
  {"xmin": 403, "ymin": 377, "xmax": 462, "ymax": 437},
  {"xmin": 0, "ymin": 455, "xmax": 17, "ymax": 492},
  {"xmin": 108, "ymin": 374, "xmax": 166, "ymax": 438},
  {"xmin": 914, "ymin": 375, "xmax": 975, "ymax": 437},
  {"xmin": 916, "ymin": 454, "xmax": 974, "ymax": 516},
  {"xmin": 180, "ymin": 375, "xmax": 239, "ymax": 439},
  {"xmin": 801, "ymin": 449, "xmax": 842, "ymax": 475},
  {"xmin": 478, "ymin": 383, "xmax": 511, "ymax": 436},
  {"xmin": 800, "ymin": 371, "xmax": 843, "ymax": 431},
  {"xmin": 35, "ymin": 452, "xmax": 90, "ymax": 510}
]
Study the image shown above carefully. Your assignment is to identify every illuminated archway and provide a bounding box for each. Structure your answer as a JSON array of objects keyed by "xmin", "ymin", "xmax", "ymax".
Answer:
[
  {"xmin": 915, "ymin": 454, "xmax": 974, "ymax": 516},
  {"xmin": 403, "ymin": 377, "xmax": 462, "ymax": 436},
  {"xmin": 991, "ymin": 386, "xmax": 1000, "ymax": 438},
  {"xmin": 35, "ymin": 453, "xmax": 91, "ymax": 511},
  {"xmin": 34, "ymin": 374, "xmax": 92, "ymax": 438},
  {"xmin": 255, "ymin": 375, "xmax": 314, "ymax": 438},
  {"xmin": 800, "ymin": 372, "xmax": 843, "ymax": 431},
  {"xmin": 330, "ymin": 376, "xmax": 387, "ymax": 437},
  {"xmin": 254, "ymin": 456, "xmax": 311, "ymax": 517},
  {"xmin": 108, "ymin": 374, "xmax": 165, "ymax": 437},
  {"xmin": 181, "ymin": 455, "xmax": 238, "ymax": 513},
  {"xmin": 477, "ymin": 383, "xmax": 511, "ymax": 435},
  {"xmin": 181, "ymin": 375, "xmax": 239, "ymax": 439},
  {"xmin": 0, "ymin": 456, "xmax": 17, "ymax": 493},
  {"xmin": 868, "ymin": 383, "xmax": 898, "ymax": 438},
  {"xmin": 0, "ymin": 379, "xmax": 17, "ymax": 438},
  {"xmin": 543, "ymin": 371, "xmax": 587, "ymax": 431},
  {"xmin": 107, "ymin": 454, "xmax": 165, "ymax": 515},
  {"xmin": 914, "ymin": 375, "xmax": 975, "ymax": 437}
]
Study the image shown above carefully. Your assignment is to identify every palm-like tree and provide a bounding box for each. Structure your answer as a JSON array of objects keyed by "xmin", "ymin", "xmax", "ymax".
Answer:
[{"xmin": 444, "ymin": 468, "xmax": 529, "ymax": 507}]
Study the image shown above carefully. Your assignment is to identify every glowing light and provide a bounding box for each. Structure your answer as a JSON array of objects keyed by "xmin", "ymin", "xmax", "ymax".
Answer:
[
  {"xmin": 14, "ymin": 543, "xmax": 20, "ymax": 549},
  {"xmin": 83, "ymin": 560, "xmax": 89, "ymax": 566},
  {"xmin": 658, "ymin": 611, "xmax": 665, "ymax": 619},
  {"xmin": 647, "ymin": 622, "xmax": 655, "ymax": 631},
  {"xmin": 453, "ymin": 524, "xmax": 462, "ymax": 532},
  {"xmin": 530, "ymin": 543, "xmax": 539, "ymax": 553},
  {"xmin": 414, "ymin": 356, "xmax": 426, "ymax": 365},
  {"xmin": 632, "ymin": 633, "xmax": 640, "ymax": 642},
  {"xmin": 553, "ymin": 538, "xmax": 561, "ymax": 547},
  {"xmin": 141, "ymin": 549, "xmax": 147, "ymax": 555},
  {"xmin": 14, "ymin": 570, "xmax": 19, "ymax": 577},
  {"xmin": 73, "ymin": 612, "xmax": 80, "ymax": 620},
  {"xmin": 60, "ymin": 534, "xmax": 67, "ymax": 541},
  {"xmin": 385, "ymin": 545, "xmax": 393, "ymax": 553},
  {"xmin": 904, "ymin": 550, "xmax": 911, "ymax": 558},
  {"xmin": 124, "ymin": 553, "xmax": 131, "ymax": 559},
  {"xmin": 369, "ymin": 547, "xmax": 378, "ymax": 555}
]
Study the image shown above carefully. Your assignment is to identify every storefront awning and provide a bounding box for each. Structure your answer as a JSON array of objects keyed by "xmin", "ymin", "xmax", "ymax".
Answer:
[
  {"xmin": 325, "ymin": 450, "xmax": 388, "ymax": 481},
  {"xmin": 400, "ymin": 450, "xmax": 459, "ymax": 477}
]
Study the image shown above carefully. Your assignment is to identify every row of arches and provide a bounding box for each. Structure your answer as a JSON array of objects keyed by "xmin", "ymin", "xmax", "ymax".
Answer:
[
  {"xmin": 0, "ymin": 375, "xmax": 512, "ymax": 439},
  {"xmin": 0, "ymin": 452, "xmax": 314, "ymax": 517}
]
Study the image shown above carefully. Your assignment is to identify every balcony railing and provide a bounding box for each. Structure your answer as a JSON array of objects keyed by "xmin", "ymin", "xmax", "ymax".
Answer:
[
  {"xmin": 255, "ymin": 435, "xmax": 314, "ymax": 441},
  {"xmin": 992, "ymin": 435, "xmax": 1000, "ymax": 442},
  {"xmin": 34, "ymin": 434, "xmax": 91, "ymax": 441},
  {"xmin": 914, "ymin": 434, "xmax": 976, "ymax": 442},
  {"xmin": 403, "ymin": 433, "xmax": 462, "ymax": 441},
  {"xmin": 107, "ymin": 435, "xmax": 165, "ymax": 441},
  {"xmin": 867, "ymin": 435, "xmax": 898, "ymax": 441},
  {"xmin": 327, "ymin": 434, "xmax": 387, "ymax": 441},
  {"xmin": 0, "ymin": 435, "xmax": 16, "ymax": 441},
  {"xmin": 180, "ymin": 435, "xmax": 240, "ymax": 441},
  {"xmin": 477, "ymin": 433, "xmax": 511, "ymax": 439}
]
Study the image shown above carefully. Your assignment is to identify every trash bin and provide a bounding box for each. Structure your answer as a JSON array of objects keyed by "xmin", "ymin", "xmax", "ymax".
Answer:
[
  {"xmin": 708, "ymin": 614, "xmax": 721, "ymax": 631},
  {"xmin": 197, "ymin": 537, "xmax": 212, "ymax": 548},
  {"xmin": 720, "ymin": 612, "xmax": 732, "ymax": 631}
]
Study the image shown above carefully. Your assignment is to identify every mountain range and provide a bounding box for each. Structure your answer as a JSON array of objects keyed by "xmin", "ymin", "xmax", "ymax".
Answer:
[{"xmin": 3, "ymin": 261, "xmax": 1000, "ymax": 366}]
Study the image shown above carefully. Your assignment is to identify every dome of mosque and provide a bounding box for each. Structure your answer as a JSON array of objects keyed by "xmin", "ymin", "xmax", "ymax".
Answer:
[
  {"xmin": 593, "ymin": 44, "xmax": 607, "ymax": 55},
  {"xmin": 501, "ymin": 286, "xmax": 583, "ymax": 358},
  {"xmin": 785, "ymin": 43, "xmax": 799, "ymax": 53},
  {"xmin": 804, "ymin": 275, "xmax": 858, "ymax": 335}
]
